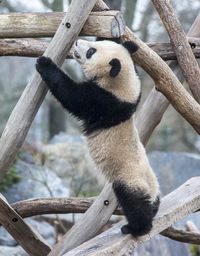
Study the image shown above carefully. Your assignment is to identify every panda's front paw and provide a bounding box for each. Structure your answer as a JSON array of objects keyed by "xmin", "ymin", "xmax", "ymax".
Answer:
[{"xmin": 36, "ymin": 56, "xmax": 55, "ymax": 75}]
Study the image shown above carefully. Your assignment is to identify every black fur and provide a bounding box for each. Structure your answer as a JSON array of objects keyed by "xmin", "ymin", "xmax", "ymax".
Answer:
[
  {"xmin": 122, "ymin": 41, "xmax": 139, "ymax": 54},
  {"xmin": 36, "ymin": 56, "xmax": 140, "ymax": 135},
  {"xmin": 109, "ymin": 58, "xmax": 121, "ymax": 77},
  {"xmin": 113, "ymin": 181, "xmax": 160, "ymax": 236}
]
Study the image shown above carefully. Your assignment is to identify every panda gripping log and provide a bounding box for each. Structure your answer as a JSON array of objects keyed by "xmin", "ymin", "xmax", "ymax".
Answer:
[{"xmin": 36, "ymin": 39, "xmax": 160, "ymax": 237}]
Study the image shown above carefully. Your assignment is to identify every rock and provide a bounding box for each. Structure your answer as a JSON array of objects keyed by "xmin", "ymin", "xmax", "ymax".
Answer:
[
  {"xmin": 148, "ymin": 151, "xmax": 200, "ymax": 228},
  {"xmin": 43, "ymin": 133, "xmax": 104, "ymax": 196},
  {"xmin": 148, "ymin": 151, "xmax": 200, "ymax": 195},
  {"xmin": 2, "ymin": 159, "xmax": 69, "ymax": 203}
]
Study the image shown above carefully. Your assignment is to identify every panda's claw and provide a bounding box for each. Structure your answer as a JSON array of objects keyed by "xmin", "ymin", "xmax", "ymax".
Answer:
[{"xmin": 121, "ymin": 224, "xmax": 131, "ymax": 235}]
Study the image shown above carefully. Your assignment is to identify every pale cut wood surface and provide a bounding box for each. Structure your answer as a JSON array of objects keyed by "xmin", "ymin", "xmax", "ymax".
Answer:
[
  {"xmin": 0, "ymin": 37, "xmax": 200, "ymax": 60},
  {"xmin": 151, "ymin": 0, "xmax": 200, "ymax": 103},
  {"xmin": 0, "ymin": 0, "xmax": 97, "ymax": 180},
  {"xmin": 0, "ymin": 194, "xmax": 51, "ymax": 256},
  {"xmin": 63, "ymin": 177, "xmax": 200, "ymax": 256},
  {"xmin": 0, "ymin": 11, "xmax": 125, "ymax": 38}
]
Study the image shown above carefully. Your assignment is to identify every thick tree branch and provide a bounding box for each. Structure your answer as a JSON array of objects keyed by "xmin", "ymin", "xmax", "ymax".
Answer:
[
  {"xmin": 0, "ymin": 0, "xmax": 97, "ymax": 181},
  {"xmin": 137, "ymin": 14, "xmax": 200, "ymax": 144},
  {"xmin": 0, "ymin": 11, "xmax": 125, "ymax": 39},
  {"xmin": 151, "ymin": 0, "xmax": 200, "ymax": 103},
  {"xmin": 123, "ymin": 27, "xmax": 200, "ymax": 134},
  {"xmin": 48, "ymin": 3, "xmax": 200, "ymax": 255},
  {"xmin": 0, "ymin": 37, "xmax": 200, "ymax": 60},
  {"xmin": 62, "ymin": 177, "xmax": 200, "ymax": 255},
  {"xmin": 0, "ymin": 194, "xmax": 51, "ymax": 256},
  {"xmin": 161, "ymin": 226, "xmax": 200, "ymax": 245}
]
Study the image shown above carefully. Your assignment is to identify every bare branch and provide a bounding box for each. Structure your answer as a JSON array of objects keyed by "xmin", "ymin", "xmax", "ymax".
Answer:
[
  {"xmin": 0, "ymin": 37, "xmax": 200, "ymax": 60},
  {"xmin": 162, "ymin": 226, "xmax": 200, "ymax": 245},
  {"xmin": 151, "ymin": 0, "xmax": 200, "ymax": 103},
  {"xmin": 0, "ymin": 194, "xmax": 51, "ymax": 256}
]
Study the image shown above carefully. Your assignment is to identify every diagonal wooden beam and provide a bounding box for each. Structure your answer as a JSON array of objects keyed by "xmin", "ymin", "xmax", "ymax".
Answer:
[
  {"xmin": 0, "ymin": 194, "xmax": 51, "ymax": 256},
  {"xmin": 151, "ymin": 0, "xmax": 200, "ymax": 103},
  {"xmin": 48, "ymin": 2, "xmax": 200, "ymax": 255},
  {"xmin": 63, "ymin": 177, "xmax": 200, "ymax": 256},
  {"xmin": 0, "ymin": 0, "xmax": 97, "ymax": 182}
]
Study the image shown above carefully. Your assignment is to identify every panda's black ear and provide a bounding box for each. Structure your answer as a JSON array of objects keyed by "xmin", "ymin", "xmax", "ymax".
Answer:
[
  {"xmin": 122, "ymin": 41, "xmax": 139, "ymax": 54},
  {"xmin": 109, "ymin": 58, "xmax": 121, "ymax": 77}
]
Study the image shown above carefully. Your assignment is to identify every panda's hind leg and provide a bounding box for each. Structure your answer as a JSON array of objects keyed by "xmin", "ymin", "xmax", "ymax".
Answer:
[{"xmin": 113, "ymin": 181, "xmax": 160, "ymax": 237}]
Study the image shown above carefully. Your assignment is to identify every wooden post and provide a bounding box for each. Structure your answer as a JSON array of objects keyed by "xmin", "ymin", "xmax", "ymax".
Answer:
[
  {"xmin": 63, "ymin": 177, "xmax": 200, "ymax": 256},
  {"xmin": 0, "ymin": 194, "xmax": 51, "ymax": 256},
  {"xmin": 0, "ymin": 0, "xmax": 97, "ymax": 180},
  {"xmin": 151, "ymin": 0, "xmax": 200, "ymax": 103}
]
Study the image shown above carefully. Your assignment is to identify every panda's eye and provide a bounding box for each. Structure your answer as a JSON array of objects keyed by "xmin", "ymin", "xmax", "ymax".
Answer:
[{"xmin": 86, "ymin": 48, "xmax": 96, "ymax": 59}]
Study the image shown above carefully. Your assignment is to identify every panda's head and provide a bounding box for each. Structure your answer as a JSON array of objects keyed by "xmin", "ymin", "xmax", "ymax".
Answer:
[
  {"xmin": 73, "ymin": 39, "xmax": 140, "ymax": 102},
  {"xmin": 73, "ymin": 39, "xmax": 138, "ymax": 79}
]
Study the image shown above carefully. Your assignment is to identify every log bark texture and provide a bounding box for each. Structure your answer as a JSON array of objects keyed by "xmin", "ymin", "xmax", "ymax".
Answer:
[
  {"xmin": 123, "ymin": 27, "xmax": 200, "ymax": 134},
  {"xmin": 0, "ymin": 0, "xmax": 97, "ymax": 180},
  {"xmin": 0, "ymin": 194, "xmax": 51, "ymax": 256},
  {"xmin": 9, "ymin": 197, "xmax": 200, "ymax": 245},
  {"xmin": 63, "ymin": 177, "xmax": 200, "ymax": 256},
  {"xmin": 151, "ymin": 0, "xmax": 200, "ymax": 103},
  {"xmin": 0, "ymin": 37, "xmax": 200, "ymax": 60},
  {"xmin": 0, "ymin": 11, "xmax": 125, "ymax": 38}
]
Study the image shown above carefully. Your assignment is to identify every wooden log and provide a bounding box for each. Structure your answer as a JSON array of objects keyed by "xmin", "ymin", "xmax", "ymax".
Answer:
[
  {"xmin": 48, "ymin": 4, "xmax": 200, "ymax": 255},
  {"xmin": 0, "ymin": 37, "xmax": 200, "ymax": 60},
  {"xmin": 11, "ymin": 197, "xmax": 98, "ymax": 217},
  {"xmin": 162, "ymin": 226, "xmax": 200, "ymax": 245},
  {"xmin": 0, "ymin": 0, "xmax": 97, "ymax": 180},
  {"xmin": 0, "ymin": 194, "xmax": 51, "ymax": 256},
  {"xmin": 48, "ymin": 183, "xmax": 118, "ymax": 256},
  {"xmin": 151, "ymin": 0, "xmax": 200, "ymax": 103},
  {"xmin": 137, "ymin": 14, "xmax": 200, "ymax": 144},
  {"xmin": 63, "ymin": 177, "xmax": 200, "ymax": 256},
  {"xmin": 123, "ymin": 27, "xmax": 200, "ymax": 134},
  {"xmin": 9, "ymin": 198, "xmax": 200, "ymax": 245},
  {"xmin": 0, "ymin": 11, "xmax": 125, "ymax": 38}
]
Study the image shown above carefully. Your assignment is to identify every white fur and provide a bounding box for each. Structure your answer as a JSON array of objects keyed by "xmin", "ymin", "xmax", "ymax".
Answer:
[{"xmin": 74, "ymin": 39, "xmax": 159, "ymax": 201}]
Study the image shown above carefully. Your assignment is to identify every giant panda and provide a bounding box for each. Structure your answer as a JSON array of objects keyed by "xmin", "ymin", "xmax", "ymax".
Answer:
[{"xmin": 36, "ymin": 39, "xmax": 160, "ymax": 236}]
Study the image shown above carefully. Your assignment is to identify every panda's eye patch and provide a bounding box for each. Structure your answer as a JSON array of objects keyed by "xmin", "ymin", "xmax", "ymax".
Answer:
[{"xmin": 86, "ymin": 48, "xmax": 96, "ymax": 59}]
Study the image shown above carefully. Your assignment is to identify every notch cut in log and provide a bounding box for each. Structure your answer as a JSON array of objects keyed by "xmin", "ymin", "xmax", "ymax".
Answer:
[
  {"xmin": 0, "ymin": 11, "xmax": 125, "ymax": 38},
  {"xmin": 0, "ymin": 194, "xmax": 51, "ymax": 256},
  {"xmin": 0, "ymin": 37, "xmax": 200, "ymax": 60},
  {"xmin": 63, "ymin": 177, "xmax": 200, "ymax": 256}
]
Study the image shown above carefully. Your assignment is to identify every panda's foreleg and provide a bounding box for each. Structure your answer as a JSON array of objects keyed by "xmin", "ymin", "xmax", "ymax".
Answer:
[
  {"xmin": 36, "ymin": 56, "xmax": 84, "ymax": 116},
  {"xmin": 113, "ymin": 181, "xmax": 160, "ymax": 236}
]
